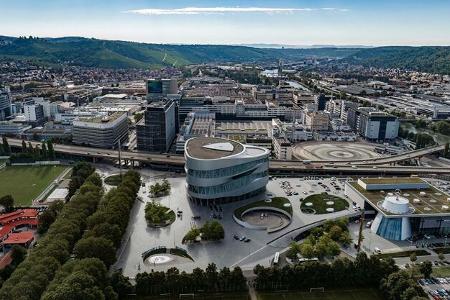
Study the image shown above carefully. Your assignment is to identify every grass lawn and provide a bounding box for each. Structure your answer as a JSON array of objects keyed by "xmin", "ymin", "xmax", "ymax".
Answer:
[
  {"xmin": 104, "ymin": 174, "xmax": 122, "ymax": 186},
  {"xmin": 375, "ymin": 249, "xmax": 430, "ymax": 259},
  {"xmin": 433, "ymin": 267, "xmax": 450, "ymax": 277},
  {"xmin": 433, "ymin": 247, "xmax": 450, "ymax": 254},
  {"xmin": 234, "ymin": 197, "xmax": 292, "ymax": 220},
  {"xmin": 0, "ymin": 165, "xmax": 68, "ymax": 206},
  {"xmin": 301, "ymin": 193, "xmax": 348, "ymax": 214},
  {"xmin": 257, "ymin": 288, "xmax": 383, "ymax": 300}
]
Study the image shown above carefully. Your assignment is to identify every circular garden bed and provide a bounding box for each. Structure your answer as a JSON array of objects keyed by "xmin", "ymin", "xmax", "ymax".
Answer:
[
  {"xmin": 104, "ymin": 174, "xmax": 122, "ymax": 186},
  {"xmin": 300, "ymin": 193, "xmax": 348, "ymax": 214},
  {"xmin": 145, "ymin": 202, "xmax": 176, "ymax": 227}
]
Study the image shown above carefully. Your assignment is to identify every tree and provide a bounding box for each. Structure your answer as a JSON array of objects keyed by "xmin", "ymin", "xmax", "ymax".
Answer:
[
  {"xmin": 2, "ymin": 136, "xmax": 10, "ymax": 155},
  {"xmin": 110, "ymin": 270, "xmax": 132, "ymax": 298},
  {"xmin": 410, "ymin": 253, "xmax": 417, "ymax": 263},
  {"xmin": 444, "ymin": 143, "xmax": 449, "ymax": 158},
  {"xmin": 438, "ymin": 252, "xmax": 445, "ymax": 261},
  {"xmin": 201, "ymin": 221, "xmax": 224, "ymax": 241},
  {"xmin": 11, "ymin": 245, "xmax": 27, "ymax": 266},
  {"xmin": 47, "ymin": 140, "xmax": 55, "ymax": 160},
  {"xmin": 74, "ymin": 237, "xmax": 116, "ymax": 267},
  {"xmin": 21, "ymin": 140, "xmax": 27, "ymax": 153},
  {"xmin": 0, "ymin": 195, "xmax": 14, "ymax": 211},
  {"xmin": 41, "ymin": 141, "xmax": 48, "ymax": 159},
  {"xmin": 418, "ymin": 261, "xmax": 432, "ymax": 279}
]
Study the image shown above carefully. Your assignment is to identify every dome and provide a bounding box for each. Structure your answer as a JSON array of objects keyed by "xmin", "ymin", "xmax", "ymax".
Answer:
[{"xmin": 381, "ymin": 195, "xmax": 410, "ymax": 214}]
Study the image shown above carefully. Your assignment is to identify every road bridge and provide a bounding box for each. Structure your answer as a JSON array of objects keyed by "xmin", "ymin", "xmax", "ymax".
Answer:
[{"xmin": 5, "ymin": 138, "xmax": 449, "ymax": 175}]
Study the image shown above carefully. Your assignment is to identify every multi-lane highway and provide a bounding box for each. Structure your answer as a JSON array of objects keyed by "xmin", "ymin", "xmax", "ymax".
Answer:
[{"xmin": 5, "ymin": 138, "xmax": 450, "ymax": 175}]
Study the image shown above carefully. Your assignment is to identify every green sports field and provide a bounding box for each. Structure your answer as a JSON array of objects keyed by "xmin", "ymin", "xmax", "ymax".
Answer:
[
  {"xmin": 257, "ymin": 288, "xmax": 383, "ymax": 300},
  {"xmin": 0, "ymin": 165, "xmax": 69, "ymax": 206}
]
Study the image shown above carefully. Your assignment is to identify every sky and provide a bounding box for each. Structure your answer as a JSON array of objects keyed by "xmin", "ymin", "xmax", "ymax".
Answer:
[{"xmin": 1, "ymin": 0, "xmax": 450, "ymax": 46}]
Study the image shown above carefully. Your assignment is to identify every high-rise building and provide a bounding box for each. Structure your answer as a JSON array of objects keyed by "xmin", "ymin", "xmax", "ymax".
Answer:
[
  {"xmin": 304, "ymin": 111, "xmax": 330, "ymax": 132},
  {"xmin": 146, "ymin": 78, "xmax": 178, "ymax": 99},
  {"xmin": 358, "ymin": 110, "xmax": 399, "ymax": 141},
  {"xmin": 23, "ymin": 100, "xmax": 45, "ymax": 126},
  {"xmin": 0, "ymin": 87, "xmax": 11, "ymax": 121},
  {"xmin": 137, "ymin": 100, "xmax": 176, "ymax": 153},
  {"xmin": 347, "ymin": 107, "xmax": 399, "ymax": 140},
  {"xmin": 315, "ymin": 94, "xmax": 330, "ymax": 111}
]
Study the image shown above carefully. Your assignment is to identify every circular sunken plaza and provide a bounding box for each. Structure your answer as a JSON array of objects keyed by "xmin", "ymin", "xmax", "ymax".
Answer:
[{"xmin": 293, "ymin": 141, "xmax": 382, "ymax": 161}]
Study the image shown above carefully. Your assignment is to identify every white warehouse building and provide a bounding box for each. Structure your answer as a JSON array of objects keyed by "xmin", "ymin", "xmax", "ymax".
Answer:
[{"xmin": 185, "ymin": 137, "xmax": 270, "ymax": 205}]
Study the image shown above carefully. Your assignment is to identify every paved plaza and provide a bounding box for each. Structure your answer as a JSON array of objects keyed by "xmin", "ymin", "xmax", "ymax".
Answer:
[{"xmin": 101, "ymin": 164, "xmax": 359, "ymax": 278}]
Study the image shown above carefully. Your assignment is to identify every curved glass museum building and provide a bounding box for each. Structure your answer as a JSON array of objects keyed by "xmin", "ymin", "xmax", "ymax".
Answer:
[{"xmin": 185, "ymin": 137, "xmax": 270, "ymax": 205}]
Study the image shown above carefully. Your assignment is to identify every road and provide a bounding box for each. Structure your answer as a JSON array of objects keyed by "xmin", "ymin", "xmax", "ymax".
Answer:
[{"xmin": 5, "ymin": 138, "xmax": 450, "ymax": 175}]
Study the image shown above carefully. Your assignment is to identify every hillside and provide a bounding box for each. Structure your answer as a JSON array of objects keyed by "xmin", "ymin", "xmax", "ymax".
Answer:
[
  {"xmin": 344, "ymin": 46, "xmax": 450, "ymax": 75},
  {"xmin": 0, "ymin": 36, "xmax": 357, "ymax": 69}
]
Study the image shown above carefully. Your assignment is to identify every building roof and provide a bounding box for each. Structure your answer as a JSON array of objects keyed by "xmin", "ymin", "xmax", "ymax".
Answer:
[
  {"xmin": 350, "ymin": 180, "xmax": 450, "ymax": 216},
  {"xmin": 3, "ymin": 231, "xmax": 34, "ymax": 245},
  {"xmin": 0, "ymin": 209, "xmax": 38, "ymax": 224},
  {"xmin": 360, "ymin": 177, "xmax": 425, "ymax": 185},
  {"xmin": 185, "ymin": 137, "xmax": 244, "ymax": 159}
]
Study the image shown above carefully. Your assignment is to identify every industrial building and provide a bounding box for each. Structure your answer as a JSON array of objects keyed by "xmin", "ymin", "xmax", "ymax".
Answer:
[
  {"xmin": 185, "ymin": 137, "xmax": 269, "ymax": 205},
  {"xmin": 345, "ymin": 177, "xmax": 450, "ymax": 241}
]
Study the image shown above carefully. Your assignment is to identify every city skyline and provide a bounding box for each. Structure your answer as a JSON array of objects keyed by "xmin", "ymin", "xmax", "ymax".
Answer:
[{"xmin": 1, "ymin": 0, "xmax": 450, "ymax": 46}]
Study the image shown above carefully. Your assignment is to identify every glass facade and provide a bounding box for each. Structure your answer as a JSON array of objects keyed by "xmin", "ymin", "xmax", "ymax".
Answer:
[
  {"xmin": 188, "ymin": 171, "xmax": 268, "ymax": 196},
  {"xmin": 377, "ymin": 217, "xmax": 402, "ymax": 240},
  {"xmin": 187, "ymin": 157, "xmax": 268, "ymax": 178}
]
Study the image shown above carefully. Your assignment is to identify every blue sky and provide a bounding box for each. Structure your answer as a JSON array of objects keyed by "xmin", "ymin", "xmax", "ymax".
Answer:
[{"xmin": 1, "ymin": 0, "xmax": 449, "ymax": 46}]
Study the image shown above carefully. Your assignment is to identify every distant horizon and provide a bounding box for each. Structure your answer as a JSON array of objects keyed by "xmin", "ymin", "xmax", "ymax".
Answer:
[
  {"xmin": 2, "ymin": 34, "xmax": 450, "ymax": 48},
  {"xmin": 1, "ymin": 1, "xmax": 450, "ymax": 46}
]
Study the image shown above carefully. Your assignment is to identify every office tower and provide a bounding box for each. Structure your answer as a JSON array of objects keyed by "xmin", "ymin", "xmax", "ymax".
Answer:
[{"xmin": 137, "ymin": 100, "xmax": 176, "ymax": 152}]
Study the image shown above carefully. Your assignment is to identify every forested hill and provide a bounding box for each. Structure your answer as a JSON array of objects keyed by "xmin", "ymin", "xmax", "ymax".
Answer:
[
  {"xmin": 0, "ymin": 36, "xmax": 357, "ymax": 69},
  {"xmin": 0, "ymin": 36, "xmax": 449, "ymax": 74},
  {"xmin": 344, "ymin": 46, "xmax": 450, "ymax": 75}
]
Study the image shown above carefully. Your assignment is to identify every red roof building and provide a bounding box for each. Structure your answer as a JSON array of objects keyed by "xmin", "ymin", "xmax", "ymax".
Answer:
[{"xmin": 3, "ymin": 231, "xmax": 34, "ymax": 246}]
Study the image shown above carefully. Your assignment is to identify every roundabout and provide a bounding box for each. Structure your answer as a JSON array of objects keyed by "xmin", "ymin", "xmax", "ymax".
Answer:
[{"xmin": 293, "ymin": 141, "xmax": 382, "ymax": 161}]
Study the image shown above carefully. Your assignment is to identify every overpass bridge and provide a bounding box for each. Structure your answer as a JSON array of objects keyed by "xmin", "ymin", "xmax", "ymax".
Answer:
[{"xmin": 5, "ymin": 138, "xmax": 449, "ymax": 176}]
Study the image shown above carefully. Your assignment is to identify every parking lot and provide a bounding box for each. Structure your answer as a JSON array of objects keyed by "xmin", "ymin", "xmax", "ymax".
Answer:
[{"xmin": 420, "ymin": 276, "xmax": 450, "ymax": 299}]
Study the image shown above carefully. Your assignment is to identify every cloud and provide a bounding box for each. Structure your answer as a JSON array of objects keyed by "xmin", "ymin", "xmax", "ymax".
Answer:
[{"xmin": 125, "ymin": 7, "xmax": 349, "ymax": 16}]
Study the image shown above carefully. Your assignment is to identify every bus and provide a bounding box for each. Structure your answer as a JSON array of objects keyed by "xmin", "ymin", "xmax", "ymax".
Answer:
[{"xmin": 273, "ymin": 252, "xmax": 280, "ymax": 265}]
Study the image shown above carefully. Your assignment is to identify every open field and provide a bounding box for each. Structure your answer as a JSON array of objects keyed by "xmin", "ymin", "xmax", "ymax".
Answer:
[
  {"xmin": 257, "ymin": 288, "xmax": 384, "ymax": 300},
  {"xmin": 433, "ymin": 266, "xmax": 450, "ymax": 277},
  {"xmin": 0, "ymin": 165, "xmax": 68, "ymax": 206}
]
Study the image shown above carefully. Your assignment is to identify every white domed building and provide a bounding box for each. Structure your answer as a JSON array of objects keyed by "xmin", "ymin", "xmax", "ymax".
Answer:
[
  {"xmin": 345, "ymin": 177, "xmax": 450, "ymax": 241},
  {"xmin": 185, "ymin": 137, "xmax": 270, "ymax": 205}
]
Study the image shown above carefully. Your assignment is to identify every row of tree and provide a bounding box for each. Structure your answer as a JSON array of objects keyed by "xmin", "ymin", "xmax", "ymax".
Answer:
[
  {"xmin": 135, "ymin": 263, "xmax": 247, "ymax": 296},
  {"xmin": 398, "ymin": 127, "xmax": 436, "ymax": 149},
  {"xmin": 40, "ymin": 170, "xmax": 141, "ymax": 300},
  {"xmin": 14, "ymin": 140, "xmax": 56, "ymax": 161},
  {"xmin": 67, "ymin": 162, "xmax": 96, "ymax": 199},
  {"xmin": 253, "ymin": 252, "xmax": 428, "ymax": 300},
  {"xmin": 0, "ymin": 170, "xmax": 103, "ymax": 300}
]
